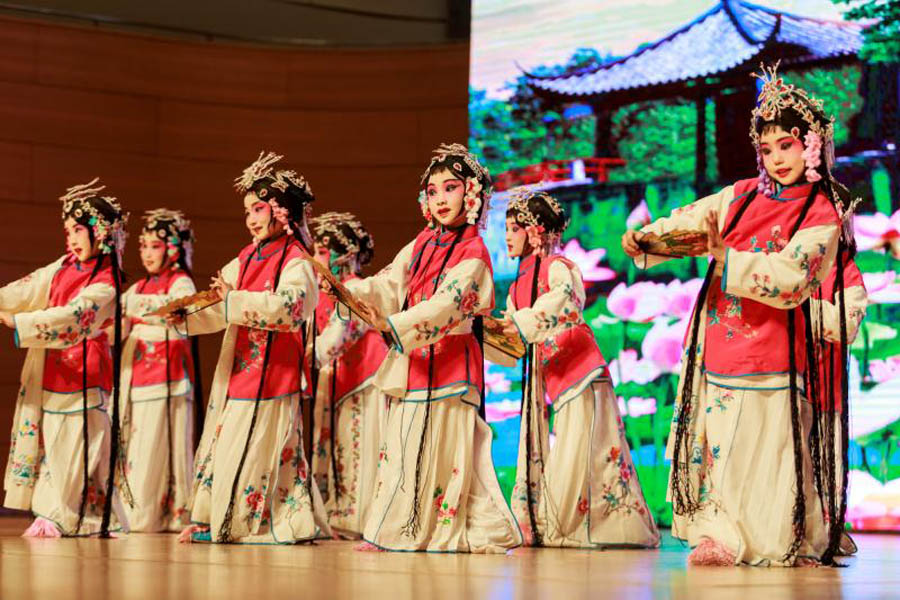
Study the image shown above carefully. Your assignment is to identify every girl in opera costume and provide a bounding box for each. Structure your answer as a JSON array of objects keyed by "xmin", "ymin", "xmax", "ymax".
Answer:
[
  {"xmin": 351, "ymin": 143, "xmax": 522, "ymax": 553},
  {"xmin": 501, "ymin": 189, "xmax": 659, "ymax": 549},
  {"xmin": 119, "ymin": 209, "xmax": 200, "ymax": 532},
  {"xmin": 0, "ymin": 179, "xmax": 128, "ymax": 537},
  {"xmin": 309, "ymin": 211, "xmax": 389, "ymax": 538},
  {"xmin": 176, "ymin": 151, "xmax": 330, "ymax": 544},
  {"xmin": 621, "ymin": 63, "xmax": 858, "ymax": 566}
]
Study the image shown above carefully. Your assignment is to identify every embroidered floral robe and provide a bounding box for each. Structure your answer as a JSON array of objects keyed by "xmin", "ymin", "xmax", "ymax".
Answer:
[
  {"xmin": 636, "ymin": 177, "xmax": 841, "ymax": 565},
  {"xmin": 506, "ymin": 254, "xmax": 659, "ymax": 548},
  {"xmin": 180, "ymin": 235, "xmax": 330, "ymax": 543},
  {"xmin": 2, "ymin": 255, "xmax": 122, "ymax": 534},
  {"xmin": 119, "ymin": 267, "xmax": 196, "ymax": 531},
  {"xmin": 346, "ymin": 225, "xmax": 522, "ymax": 552},
  {"xmin": 311, "ymin": 274, "xmax": 389, "ymax": 536}
]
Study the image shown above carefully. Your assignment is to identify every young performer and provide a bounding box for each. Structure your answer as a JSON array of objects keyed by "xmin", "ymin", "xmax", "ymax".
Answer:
[
  {"xmin": 502, "ymin": 189, "xmax": 659, "ymax": 549},
  {"xmin": 0, "ymin": 179, "xmax": 128, "ymax": 537},
  {"xmin": 177, "ymin": 151, "xmax": 329, "ymax": 544},
  {"xmin": 349, "ymin": 143, "xmax": 522, "ymax": 553},
  {"xmin": 621, "ymin": 64, "xmax": 855, "ymax": 566},
  {"xmin": 119, "ymin": 209, "xmax": 198, "ymax": 532},
  {"xmin": 309, "ymin": 212, "xmax": 388, "ymax": 537}
]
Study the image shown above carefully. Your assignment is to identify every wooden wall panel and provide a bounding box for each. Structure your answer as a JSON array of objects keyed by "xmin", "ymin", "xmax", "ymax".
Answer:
[{"xmin": 0, "ymin": 14, "xmax": 469, "ymax": 471}]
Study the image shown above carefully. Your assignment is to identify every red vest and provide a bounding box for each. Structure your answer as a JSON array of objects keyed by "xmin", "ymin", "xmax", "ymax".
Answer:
[
  {"xmin": 404, "ymin": 226, "xmax": 492, "ymax": 398},
  {"xmin": 42, "ymin": 256, "xmax": 114, "ymax": 395},
  {"xmin": 129, "ymin": 268, "xmax": 194, "ymax": 389},
  {"xmin": 704, "ymin": 178, "xmax": 839, "ymax": 377},
  {"xmin": 227, "ymin": 236, "xmax": 307, "ymax": 401},
  {"xmin": 511, "ymin": 254, "xmax": 608, "ymax": 403},
  {"xmin": 316, "ymin": 274, "xmax": 388, "ymax": 401}
]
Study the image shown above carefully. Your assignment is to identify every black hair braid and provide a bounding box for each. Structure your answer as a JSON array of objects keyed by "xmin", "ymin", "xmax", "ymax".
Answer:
[
  {"xmin": 328, "ymin": 355, "xmax": 342, "ymax": 500},
  {"xmin": 804, "ymin": 296, "xmax": 826, "ymax": 513},
  {"xmin": 218, "ymin": 241, "xmax": 291, "ymax": 542},
  {"xmin": 473, "ymin": 316, "xmax": 486, "ymax": 421},
  {"xmin": 521, "ymin": 255, "xmax": 543, "ymax": 546},
  {"xmin": 306, "ymin": 311, "xmax": 319, "ymax": 476},
  {"xmin": 190, "ymin": 335, "xmax": 204, "ymax": 449},
  {"xmin": 670, "ymin": 191, "xmax": 757, "ymax": 517},
  {"xmin": 401, "ymin": 228, "xmax": 463, "ymax": 539},
  {"xmin": 163, "ymin": 329, "xmax": 175, "ymax": 519},
  {"xmin": 101, "ymin": 250, "xmax": 125, "ymax": 537}
]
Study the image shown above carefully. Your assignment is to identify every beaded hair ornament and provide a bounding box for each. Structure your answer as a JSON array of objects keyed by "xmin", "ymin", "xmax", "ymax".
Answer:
[
  {"xmin": 234, "ymin": 151, "xmax": 314, "ymax": 243},
  {"xmin": 750, "ymin": 62, "xmax": 862, "ymax": 238},
  {"xmin": 60, "ymin": 177, "xmax": 129, "ymax": 264},
  {"xmin": 750, "ymin": 62, "xmax": 835, "ymax": 197},
  {"xmin": 419, "ymin": 143, "xmax": 492, "ymax": 229},
  {"xmin": 507, "ymin": 187, "xmax": 569, "ymax": 253},
  {"xmin": 310, "ymin": 211, "xmax": 375, "ymax": 267},
  {"xmin": 142, "ymin": 208, "xmax": 196, "ymax": 270}
]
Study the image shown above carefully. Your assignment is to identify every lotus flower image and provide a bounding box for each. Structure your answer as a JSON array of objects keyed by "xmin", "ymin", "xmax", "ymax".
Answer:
[
  {"xmin": 641, "ymin": 318, "xmax": 689, "ymax": 373},
  {"xmin": 607, "ymin": 281, "xmax": 668, "ymax": 323},
  {"xmin": 854, "ymin": 210, "xmax": 900, "ymax": 258},
  {"xmin": 561, "ymin": 239, "xmax": 616, "ymax": 282},
  {"xmin": 609, "ymin": 349, "xmax": 662, "ymax": 386},
  {"xmin": 863, "ymin": 271, "xmax": 900, "ymax": 304}
]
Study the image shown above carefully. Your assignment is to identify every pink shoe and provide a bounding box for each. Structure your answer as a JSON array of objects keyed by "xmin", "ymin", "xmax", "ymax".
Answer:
[
  {"xmin": 354, "ymin": 541, "xmax": 385, "ymax": 552},
  {"xmin": 177, "ymin": 524, "xmax": 207, "ymax": 544},
  {"xmin": 22, "ymin": 517, "xmax": 62, "ymax": 538},
  {"xmin": 687, "ymin": 538, "xmax": 736, "ymax": 566}
]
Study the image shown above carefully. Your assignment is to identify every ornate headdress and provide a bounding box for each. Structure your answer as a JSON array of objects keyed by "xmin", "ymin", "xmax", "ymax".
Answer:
[
  {"xmin": 750, "ymin": 62, "xmax": 835, "ymax": 197},
  {"xmin": 141, "ymin": 208, "xmax": 196, "ymax": 270},
  {"xmin": 419, "ymin": 143, "xmax": 492, "ymax": 229},
  {"xmin": 310, "ymin": 211, "xmax": 375, "ymax": 269},
  {"xmin": 234, "ymin": 151, "xmax": 315, "ymax": 243},
  {"xmin": 60, "ymin": 177, "xmax": 129, "ymax": 263},
  {"xmin": 507, "ymin": 187, "xmax": 569, "ymax": 253}
]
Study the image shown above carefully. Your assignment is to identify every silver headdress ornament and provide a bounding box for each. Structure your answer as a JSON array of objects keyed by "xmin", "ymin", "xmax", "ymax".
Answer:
[
  {"xmin": 60, "ymin": 177, "xmax": 129, "ymax": 262},
  {"xmin": 310, "ymin": 211, "xmax": 374, "ymax": 269},
  {"xmin": 234, "ymin": 151, "xmax": 283, "ymax": 193},
  {"xmin": 750, "ymin": 62, "xmax": 836, "ymax": 197},
  {"xmin": 272, "ymin": 169, "xmax": 314, "ymax": 199},
  {"xmin": 507, "ymin": 187, "xmax": 569, "ymax": 254},
  {"xmin": 142, "ymin": 208, "xmax": 196, "ymax": 270},
  {"xmin": 420, "ymin": 143, "xmax": 492, "ymax": 229}
]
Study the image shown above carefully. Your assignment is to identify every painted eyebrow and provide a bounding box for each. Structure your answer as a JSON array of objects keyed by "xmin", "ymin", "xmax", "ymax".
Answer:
[
  {"xmin": 760, "ymin": 136, "xmax": 795, "ymax": 146},
  {"xmin": 428, "ymin": 177, "xmax": 462, "ymax": 186}
]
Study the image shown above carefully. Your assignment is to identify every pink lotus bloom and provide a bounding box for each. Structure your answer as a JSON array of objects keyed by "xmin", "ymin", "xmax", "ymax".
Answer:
[
  {"xmin": 609, "ymin": 349, "xmax": 662, "ymax": 386},
  {"xmin": 641, "ymin": 318, "xmax": 689, "ymax": 373},
  {"xmin": 854, "ymin": 211, "xmax": 900, "ymax": 258},
  {"xmin": 561, "ymin": 239, "xmax": 616, "ymax": 282},
  {"xmin": 484, "ymin": 399, "xmax": 521, "ymax": 423},
  {"xmin": 863, "ymin": 271, "xmax": 900, "ymax": 304},
  {"xmin": 626, "ymin": 396, "xmax": 657, "ymax": 418},
  {"xmin": 607, "ymin": 281, "xmax": 668, "ymax": 322},
  {"xmin": 484, "ymin": 369, "xmax": 511, "ymax": 393},
  {"xmin": 868, "ymin": 356, "xmax": 900, "ymax": 384},
  {"xmin": 664, "ymin": 278, "xmax": 703, "ymax": 319},
  {"xmin": 845, "ymin": 470, "xmax": 900, "ymax": 532},
  {"xmin": 626, "ymin": 199, "xmax": 651, "ymax": 229}
]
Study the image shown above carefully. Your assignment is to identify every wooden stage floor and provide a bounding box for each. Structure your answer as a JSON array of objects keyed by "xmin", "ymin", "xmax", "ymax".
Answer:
[{"xmin": 0, "ymin": 516, "xmax": 898, "ymax": 599}]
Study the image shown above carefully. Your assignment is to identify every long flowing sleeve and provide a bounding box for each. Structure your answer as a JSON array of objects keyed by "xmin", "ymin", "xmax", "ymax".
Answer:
[
  {"xmin": 316, "ymin": 304, "xmax": 369, "ymax": 367},
  {"xmin": 0, "ymin": 257, "xmax": 64, "ymax": 313},
  {"xmin": 511, "ymin": 260, "xmax": 584, "ymax": 344},
  {"xmin": 721, "ymin": 223, "xmax": 840, "ymax": 309},
  {"xmin": 224, "ymin": 257, "xmax": 317, "ymax": 332},
  {"xmin": 124, "ymin": 275, "xmax": 198, "ymax": 327},
  {"xmin": 386, "ymin": 256, "xmax": 494, "ymax": 355},
  {"xmin": 634, "ymin": 186, "xmax": 734, "ymax": 269},
  {"xmin": 181, "ymin": 258, "xmax": 240, "ymax": 336},
  {"xmin": 14, "ymin": 282, "xmax": 115, "ymax": 349},
  {"xmin": 346, "ymin": 241, "xmax": 415, "ymax": 316}
]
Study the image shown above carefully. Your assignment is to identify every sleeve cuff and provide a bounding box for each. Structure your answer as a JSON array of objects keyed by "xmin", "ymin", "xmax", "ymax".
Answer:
[
  {"xmin": 386, "ymin": 314, "xmax": 404, "ymax": 354},
  {"xmin": 510, "ymin": 311, "xmax": 530, "ymax": 344},
  {"xmin": 224, "ymin": 290, "xmax": 233, "ymax": 324}
]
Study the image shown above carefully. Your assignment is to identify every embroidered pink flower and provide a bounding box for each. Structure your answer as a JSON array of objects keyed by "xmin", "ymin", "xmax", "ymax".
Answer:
[
  {"xmin": 77, "ymin": 309, "xmax": 96, "ymax": 330},
  {"xmin": 561, "ymin": 239, "xmax": 616, "ymax": 282},
  {"xmin": 577, "ymin": 496, "xmax": 589, "ymax": 515},
  {"xmin": 249, "ymin": 328, "xmax": 268, "ymax": 345},
  {"xmin": 608, "ymin": 446, "xmax": 620, "ymax": 462},
  {"xmin": 459, "ymin": 290, "xmax": 479, "ymax": 315},
  {"xmin": 290, "ymin": 298, "xmax": 305, "ymax": 322},
  {"xmin": 281, "ymin": 447, "xmax": 294, "ymax": 465}
]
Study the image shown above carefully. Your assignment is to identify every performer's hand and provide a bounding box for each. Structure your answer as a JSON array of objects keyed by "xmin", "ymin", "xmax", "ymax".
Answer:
[
  {"xmin": 165, "ymin": 309, "xmax": 186, "ymax": 327},
  {"xmin": 621, "ymin": 230, "xmax": 644, "ymax": 257},
  {"xmin": 319, "ymin": 277, "xmax": 334, "ymax": 296},
  {"xmin": 358, "ymin": 300, "xmax": 390, "ymax": 332},
  {"xmin": 211, "ymin": 271, "xmax": 233, "ymax": 301},
  {"xmin": 0, "ymin": 311, "xmax": 14, "ymax": 329},
  {"xmin": 502, "ymin": 318, "xmax": 519, "ymax": 338},
  {"xmin": 705, "ymin": 211, "xmax": 726, "ymax": 263}
]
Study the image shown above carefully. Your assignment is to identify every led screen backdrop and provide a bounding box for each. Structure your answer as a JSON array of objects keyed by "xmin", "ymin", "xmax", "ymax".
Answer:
[{"xmin": 470, "ymin": 0, "xmax": 900, "ymax": 530}]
